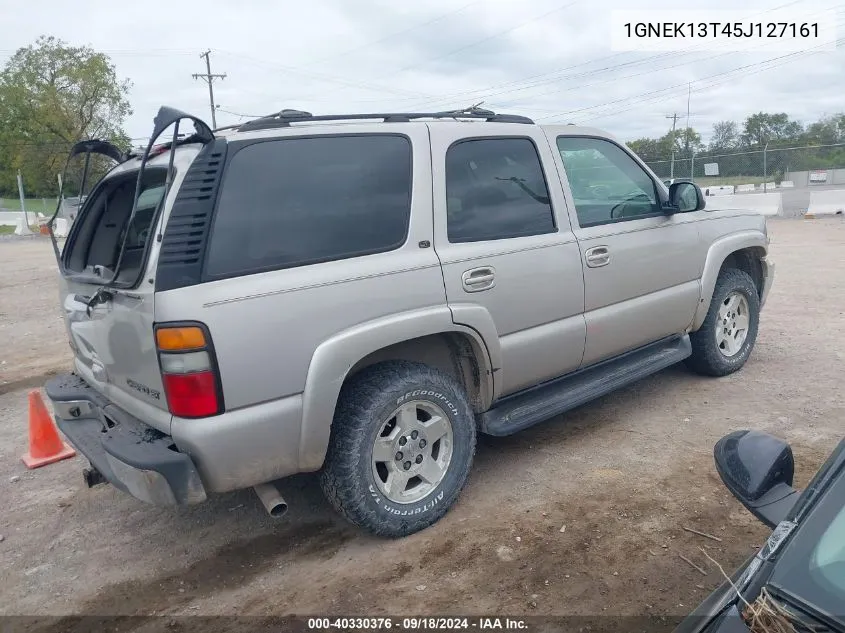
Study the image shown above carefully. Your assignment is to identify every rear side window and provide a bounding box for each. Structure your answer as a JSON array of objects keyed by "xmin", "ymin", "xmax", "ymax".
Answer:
[
  {"xmin": 205, "ymin": 135, "xmax": 412, "ymax": 277},
  {"xmin": 445, "ymin": 138, "xmax": 556, "ymax": 243}
]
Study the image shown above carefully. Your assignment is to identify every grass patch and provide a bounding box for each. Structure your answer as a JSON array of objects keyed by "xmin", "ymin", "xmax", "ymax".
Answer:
[
  {"xmin": 0, "ymin": 197, "xmax": 58, "ymax": 212},
  {"xmin": 694, "ymin": 176, "xmax": 774, "ymax": 187},
  {"xmin": 0, "ymin": 224, "xmax": 42, "ymax": 235}
]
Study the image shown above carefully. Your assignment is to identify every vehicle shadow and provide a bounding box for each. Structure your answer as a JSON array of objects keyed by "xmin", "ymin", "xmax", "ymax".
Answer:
[{"xmin": 36, "ymin": 364, "xmax": 705, "ymax": 625}]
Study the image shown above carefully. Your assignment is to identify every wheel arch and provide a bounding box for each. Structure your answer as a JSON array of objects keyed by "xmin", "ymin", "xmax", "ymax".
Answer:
[
  {"xmin": 298, "ymin": 306, "xmax": 496, "ymax": 471},
  {"xmin": 691, "ymin": 231, "xmax": 768, "ymax": 331}
]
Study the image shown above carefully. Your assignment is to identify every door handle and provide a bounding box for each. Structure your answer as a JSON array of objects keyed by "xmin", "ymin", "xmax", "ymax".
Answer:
[
  {"xmin": 461, "ymin": 266, "xmax": 496, "ymax": 292},
  {"xmin": 585, "ymin": 246, "xmax": 610, "ymax": 268}
]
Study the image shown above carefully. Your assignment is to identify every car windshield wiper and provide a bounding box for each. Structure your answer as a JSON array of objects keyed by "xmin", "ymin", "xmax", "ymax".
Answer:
[{"xmin": 750, "ymin": 586, "xmax": 844, "ymax": 633}]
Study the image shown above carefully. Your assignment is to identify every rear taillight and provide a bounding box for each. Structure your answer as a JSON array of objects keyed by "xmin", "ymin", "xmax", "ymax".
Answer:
[{"xmin": 155, "ymin": 324, "xmax": 223, "ymax": 418}]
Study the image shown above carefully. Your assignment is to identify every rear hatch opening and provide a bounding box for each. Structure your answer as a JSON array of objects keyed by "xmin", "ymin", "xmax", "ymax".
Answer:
[
  {"xmin": 50, "ymin": 106, "xmax": 218, "ymax": 429},
  {"xmin": 62, "ymin": 167, "xmax": 168, "ymax": 287}
]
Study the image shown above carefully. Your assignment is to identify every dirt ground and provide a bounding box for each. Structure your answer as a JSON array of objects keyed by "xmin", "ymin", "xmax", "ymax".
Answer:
[
  {"xmin": 0, "ymin": 220, "xmax": 843, "ymax": 630},
  {"xmin": 0, "ymin": 237, "xmax": 70, "ymax": 394}
]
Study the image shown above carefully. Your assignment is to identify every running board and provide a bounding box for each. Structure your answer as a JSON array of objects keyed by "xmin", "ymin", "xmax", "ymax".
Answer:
[{"xmin": 479, "ymin": 335, "xmax": 692, "ymax": 436}]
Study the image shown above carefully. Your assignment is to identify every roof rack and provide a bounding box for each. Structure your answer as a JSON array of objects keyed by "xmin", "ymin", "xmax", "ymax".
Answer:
[{"xmin": 234, "ymin": 107, "xmax": 534, "ymax": 132}]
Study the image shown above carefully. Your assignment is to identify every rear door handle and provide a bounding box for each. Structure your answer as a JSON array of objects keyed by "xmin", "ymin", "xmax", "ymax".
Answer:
[
  {"xmin": 461, "ymin": 266, "xmax": 496, "ymax": 292},
  {"xmin": 585, "ymin": 246, "xmax": 610, "ymax": 268}
]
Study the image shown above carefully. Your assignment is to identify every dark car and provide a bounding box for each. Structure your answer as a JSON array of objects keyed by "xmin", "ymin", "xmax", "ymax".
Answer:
[{"xmin": 674, "ymin": 430, "xmax": 845, "ymax": 633}]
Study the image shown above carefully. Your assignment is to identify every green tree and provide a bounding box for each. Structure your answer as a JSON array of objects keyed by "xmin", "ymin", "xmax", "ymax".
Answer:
[
  {"xmin": 804, "ymin": 114, "xmax": 845, "ymax": 145},
  {"xmin": 627, "ymin": 136, "xmax": 671, "ymax": 162},
  {"xmin": 672, "ymin": 127, "xmax": 704, "ymax": 157},
  {"xmin": 709, "ymin": 120, "xmax": 740, "ymax": 153},
  {"xmin": 741, "ymin": 112, "xmax": 803, "ymax": 148},
  {"xmin": 0, "ymin": 36, "xmax": 132, "ymax": 197}
]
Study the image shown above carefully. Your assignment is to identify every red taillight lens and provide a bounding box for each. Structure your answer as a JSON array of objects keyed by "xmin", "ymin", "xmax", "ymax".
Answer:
[
  {"xmin": 162, "ymin": 371, "xmax": 218, "ymax": 418},
  {"xmin": 155, "ymin": 322, "xmax": 223, "ymax": 418}
]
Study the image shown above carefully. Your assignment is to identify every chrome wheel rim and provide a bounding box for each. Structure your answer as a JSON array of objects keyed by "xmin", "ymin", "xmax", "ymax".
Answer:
[
  {"xmin": 715, "ymin": 291, "xmax": 750, "ymax": 357},
  {"xmin": 371, "ymin": 400, "xmax": 454, "ymax": 505}
]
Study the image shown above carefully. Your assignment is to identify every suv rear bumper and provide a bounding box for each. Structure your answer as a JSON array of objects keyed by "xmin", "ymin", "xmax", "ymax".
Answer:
[{"xmin": 45, "ymin": 374, "xmax": 207, "ymax": 505}]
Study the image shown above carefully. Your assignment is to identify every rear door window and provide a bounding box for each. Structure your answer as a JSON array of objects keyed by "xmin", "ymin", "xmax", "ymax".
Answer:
[
  {"xmin": 445, "ymin": 137, "xmax": 556, "ymax": 243},
  {"xmin": 205, "ymin": 135, "xmax": 412, "ymax": 277}
]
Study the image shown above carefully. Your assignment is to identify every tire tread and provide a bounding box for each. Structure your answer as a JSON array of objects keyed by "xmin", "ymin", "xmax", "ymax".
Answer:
[
  {"xmin": 319, "ymin": 360, "xmax": 476, "ymax": 537},
  {"xmin": 686, "ymin": 268, "xmax": 760, "ymax": 377}
]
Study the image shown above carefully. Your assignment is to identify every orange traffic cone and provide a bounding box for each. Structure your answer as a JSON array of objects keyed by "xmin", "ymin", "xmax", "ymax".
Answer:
[{"xmin": 21, "ymin": 390, "xmax": 76, "ymax": 469}]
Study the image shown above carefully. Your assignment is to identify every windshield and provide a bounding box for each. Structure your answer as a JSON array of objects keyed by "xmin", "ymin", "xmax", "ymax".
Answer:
[
  {"xmin": 812, "ymin": 506, "xmax": 845, "ymax": 596},
  {"xmin": 769, "ymin": 457, "xmax": 845, "ymax": 624}
]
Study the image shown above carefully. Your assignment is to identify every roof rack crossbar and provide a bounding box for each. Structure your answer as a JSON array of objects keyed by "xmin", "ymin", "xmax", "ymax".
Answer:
[{"xmin": 234, "ymin": 107, "xmax": 534, "ymax": 132}]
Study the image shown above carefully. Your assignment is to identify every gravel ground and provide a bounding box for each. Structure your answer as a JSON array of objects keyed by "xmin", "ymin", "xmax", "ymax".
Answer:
[
  {"xmin": 0, "ymin": 219, "xmax": 843, "ymax": 630},
  {"xmin": 0, "ymin": 237, "xmax": 70, "ymax": 394}
]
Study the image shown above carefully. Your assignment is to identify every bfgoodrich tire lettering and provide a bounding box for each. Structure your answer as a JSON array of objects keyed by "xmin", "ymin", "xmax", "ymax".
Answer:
[
  {"xmin": 686, "ymin": 268, "xmax": 760, "ymax": 377},
  {"xmin": 320, "ymin": 361, "xmax": 476, "ymax": 537}
]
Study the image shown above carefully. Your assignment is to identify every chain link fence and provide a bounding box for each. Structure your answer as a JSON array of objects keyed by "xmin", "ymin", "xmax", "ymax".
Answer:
[{"xmin": 644, "ymin": 143, "xmax": 845, "ymax": 190}]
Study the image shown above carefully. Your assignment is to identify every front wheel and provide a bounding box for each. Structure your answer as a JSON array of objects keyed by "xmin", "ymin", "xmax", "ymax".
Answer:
[
  {"xmin": 686, "ymin": 268, "xmax": 760, "ymax": 377},
  {"xmin": 320, "ymin": 361, "xmax": 476, "ymax": 537}
]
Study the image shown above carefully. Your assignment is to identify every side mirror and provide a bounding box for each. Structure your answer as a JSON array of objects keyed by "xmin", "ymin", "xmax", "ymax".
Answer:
[
  {"xmin": 714, "ymin": 430, "xmax": 799, "ymax": 528},
  {"xmin": 668, "ymin": 181, "xmax": 705, "ymax": 212}
]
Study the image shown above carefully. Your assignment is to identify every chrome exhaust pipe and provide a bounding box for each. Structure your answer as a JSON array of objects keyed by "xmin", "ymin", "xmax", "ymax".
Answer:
[{"xmin": 253, "ymin": 483, "xmax": 288, "ymax": 518}]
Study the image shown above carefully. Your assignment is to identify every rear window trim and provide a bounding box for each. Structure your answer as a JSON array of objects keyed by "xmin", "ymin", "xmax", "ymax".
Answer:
[
  {"xmin": 61, "ymin": 165, "xmax": 171, "ymax": 288},
  {"xmin": 200, "ymin": 132, "xmax": 414, "ymax": 283}
]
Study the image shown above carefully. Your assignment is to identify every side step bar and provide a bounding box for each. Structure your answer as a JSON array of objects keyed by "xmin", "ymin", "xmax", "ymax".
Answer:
[{"xmin": 479, "ymin": 335, "xmax": 692, "ymax": 436}]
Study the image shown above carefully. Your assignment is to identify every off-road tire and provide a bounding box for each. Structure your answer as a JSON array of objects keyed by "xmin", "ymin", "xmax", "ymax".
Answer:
[
  {"xmin": 319, "ymin": 360, "xmax": 476, "ymax": 537},
  {"xmin": 686, "ymin": 268, "xmax": 760, "ymax": 377}
]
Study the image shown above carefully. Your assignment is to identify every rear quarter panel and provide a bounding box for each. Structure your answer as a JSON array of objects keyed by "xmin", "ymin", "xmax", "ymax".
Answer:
[{"xmin": 154, "ymin": 124, "xmax": 445, "ymax": 411}]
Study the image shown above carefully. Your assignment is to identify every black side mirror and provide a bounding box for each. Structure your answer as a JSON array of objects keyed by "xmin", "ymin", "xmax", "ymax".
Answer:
[
  {"xmin": 668, "ymin": 181, "xmax": 705, "ymax": 212},
  {"xmin": 714, "ymin": 430, "xmax": 799, "ymax": 528}
]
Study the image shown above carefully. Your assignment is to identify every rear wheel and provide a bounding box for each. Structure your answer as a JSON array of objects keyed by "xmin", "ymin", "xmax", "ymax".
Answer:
[
  {"xmin": 319, "ymin": 361, "xmax": 476, "ymax": 537},
  {"xmin": 686, "ymin": 268, "xmax": 760, "ymax": 377}
]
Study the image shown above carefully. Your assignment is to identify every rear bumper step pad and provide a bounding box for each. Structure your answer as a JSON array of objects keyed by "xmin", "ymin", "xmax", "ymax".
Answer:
[{"xmin": 45, "ymin": 374, "xmax": 206, "ymax": 505}]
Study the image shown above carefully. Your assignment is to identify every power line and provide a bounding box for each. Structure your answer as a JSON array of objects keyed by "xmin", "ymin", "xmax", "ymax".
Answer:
[
  {"xmin": 192, "ymin": 50, "xmax": 226, "ymax": 129},
  {"xmin": 293, "ymin": 0, "xmax": 581, "ymax": 104},
  {"xmin": 214, "ymin": 50, "xmax": 433, "ymax": 102},
  {"xmin": 301, "ymin": 1, "xmax": 484, "ymax": 68},
  {"xmin": 405, "ymin": 0, "xmax": 815, "ymax": 110},
  {"xmin": 392, "ymin": 0, "xmax": 581, "ymax": 77},
  {"xmin": 0, "ymin": 136, "xmax": 150, "ymax": 148},
  {"xmin": 214, "ymin": 106, "xmax": 262, "ymax": 119},
  {"xmin": 490, "ymin": 9, "xmax": 841, "ymax": 110},
  {"xmin": 534, "ymin": 37, "xmax": 845, "ymax": 123},
  {"xmin": 569, "ymin": 38, "xmax": 845, "ymax": 125}
]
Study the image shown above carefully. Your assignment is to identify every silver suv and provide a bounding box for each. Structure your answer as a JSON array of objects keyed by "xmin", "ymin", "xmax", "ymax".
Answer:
[{"xmin": 46, "ymin": 106, "xmax": 774, "ymax": 537}]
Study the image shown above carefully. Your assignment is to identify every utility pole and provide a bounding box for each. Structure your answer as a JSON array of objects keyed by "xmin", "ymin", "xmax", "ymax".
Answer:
[
  {"xmin": 16, "ymin": 170, "xmax": 32, "ymax": 235},
  {"xmin": 763, "ymin": 142, "xmax": 769, "ymax": 193},
  {"xmin": 665, "ymin": 113, "xmax": 679, "ymax": 179},
  {"xmin": 192, "ymin": 50, "xmax": 226, "ymax": 129},
  {"xmin": 685, "ymin": 82, "xmax": 692, "ymax": 158}
]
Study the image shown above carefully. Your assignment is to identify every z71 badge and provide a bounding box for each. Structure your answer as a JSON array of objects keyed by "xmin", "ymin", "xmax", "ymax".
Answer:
[{"xmin": 126, "ymin": 378, "xmax": 161, "ymax": 400}]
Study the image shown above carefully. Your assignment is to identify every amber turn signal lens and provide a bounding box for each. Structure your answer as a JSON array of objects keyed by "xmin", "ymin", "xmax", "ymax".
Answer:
[{"xmin": 156, "ymin": 326, "xmax": 206, "ymax": 351}]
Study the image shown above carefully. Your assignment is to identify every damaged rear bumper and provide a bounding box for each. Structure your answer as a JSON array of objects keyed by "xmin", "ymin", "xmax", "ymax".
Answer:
[{"xmin": 45, "ymin": 374, "xmax": 206, "ymax": 505}]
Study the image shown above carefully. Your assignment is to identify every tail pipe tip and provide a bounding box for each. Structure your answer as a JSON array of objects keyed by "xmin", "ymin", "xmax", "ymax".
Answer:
[{"xmin": 253, "ymin": 483, "xmax": 288, "ymax": 518}]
